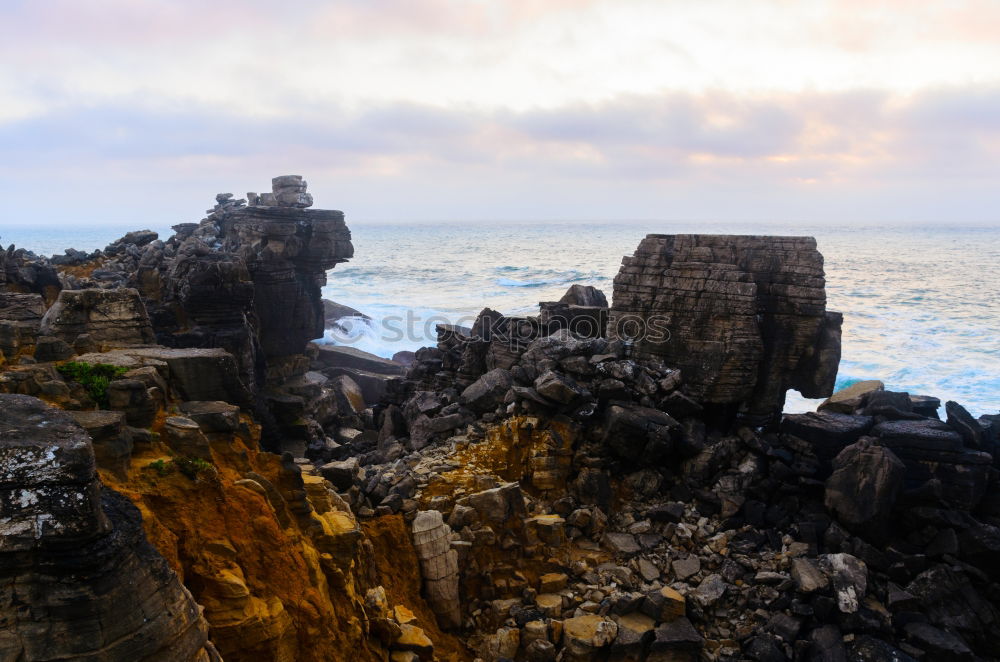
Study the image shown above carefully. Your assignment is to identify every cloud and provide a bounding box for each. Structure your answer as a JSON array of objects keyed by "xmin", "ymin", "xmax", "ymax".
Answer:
[
  {"xmin": 1, "ymin": 1, "xmax": 999, "ymax": 224},
  {"xmin": 0, "ymin": 85, "xmax": 998, "ymax": 224}
]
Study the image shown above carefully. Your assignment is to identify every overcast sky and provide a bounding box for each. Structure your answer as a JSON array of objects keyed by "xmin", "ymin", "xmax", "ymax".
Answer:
[{"xmin": 2, "ymin": 0, "xmax": 999, "ymax": 225}]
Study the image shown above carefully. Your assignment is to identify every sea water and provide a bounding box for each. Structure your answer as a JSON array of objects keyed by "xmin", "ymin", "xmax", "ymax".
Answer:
[{"xmin": 4, "ymin": 220, "xmax": 998, "ymax": 416}]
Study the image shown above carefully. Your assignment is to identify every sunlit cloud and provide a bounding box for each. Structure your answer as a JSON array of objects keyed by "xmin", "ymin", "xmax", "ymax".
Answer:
[{"xmin": 0, "ymin": 0, "xmax": 998, "ymax": 224}]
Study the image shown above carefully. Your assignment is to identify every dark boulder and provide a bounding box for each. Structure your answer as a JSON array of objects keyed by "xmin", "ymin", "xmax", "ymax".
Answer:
[
  {"xmin": 460, "ymin": 368, "xmax": 514, "ymax": 413},
  {"xmin": 824, "ymin": 438, "xmax": 905, "ymax": 542},
  {"xmin": 782, "ymin": 412, "xmax": 873, "ymax": 474}
]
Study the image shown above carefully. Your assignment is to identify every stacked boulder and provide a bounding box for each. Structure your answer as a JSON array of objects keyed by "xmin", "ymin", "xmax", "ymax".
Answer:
[
  {"xmin": 412, "ymin": 510, "xmax": 462, "ymax": 629},
  {"xmin": 248, "ymin": 174, "xmax": 313, "ymax": 208}
]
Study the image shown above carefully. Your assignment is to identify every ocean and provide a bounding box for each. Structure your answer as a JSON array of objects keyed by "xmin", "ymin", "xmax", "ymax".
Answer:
[{"xmin": 4, "ymin": 221, "xmax": 998, "ymax": 417}]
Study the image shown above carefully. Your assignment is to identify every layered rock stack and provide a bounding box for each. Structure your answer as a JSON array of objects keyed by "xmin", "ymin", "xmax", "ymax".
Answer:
[
  {"xmin": 0, "ymin": 292, "xmax": 46, "ymax": 360},
  {"xmin": 247, "ymin": 174, "xmax": 314, "ymax": 209},
  {"xmin": 0, "ymin": 394, "xmax": 219, "ymax": 662},
  {"xmin": 609, "ymin": 234, "xmax": 842, "ymax": 422},
  {"xmin": 412, "ymin": 510, "xmax": 462, "ymax": 629},
  {"xmin": 0, "ymin": 243, "xmax": 61, "ymax": 302}
]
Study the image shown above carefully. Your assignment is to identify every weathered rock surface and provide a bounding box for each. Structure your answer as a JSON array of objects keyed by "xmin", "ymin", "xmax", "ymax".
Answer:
[
  {"xmin": 609, "ymin": 234, "xmax": 842, "ymax": 421},
  {"xmin": 824, "ymin": 437, "xmax": 905, "ymax": 541},
  {"xmin": 40, "ymin": 287, "xmax": 155, "ymax": 346},
  {"xmin": 0, "ymin": 394, "xmax": 218, "ymax": 661}
]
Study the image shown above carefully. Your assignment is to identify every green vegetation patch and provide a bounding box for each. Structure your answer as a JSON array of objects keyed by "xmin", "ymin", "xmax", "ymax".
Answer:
[
  {"xmin": 143, "ymin": 456, "xmax": 215, "ymax": 481},
  {"xmin": 57, "ymin": 361, "xmax": 129, "ymax": 407}
]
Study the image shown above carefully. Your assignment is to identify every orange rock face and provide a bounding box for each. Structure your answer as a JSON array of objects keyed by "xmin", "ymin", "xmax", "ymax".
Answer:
[{"xmin": 101, "ymin": 419, "xmax": 472, "ymax": 662}]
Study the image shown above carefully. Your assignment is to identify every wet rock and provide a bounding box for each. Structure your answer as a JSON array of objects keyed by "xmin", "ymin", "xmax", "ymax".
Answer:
[
  {"xmin": 946, "ymin": 400, "xmax": 986, "ymax": 450},
  {"xmin": 819, "ymin": 380, "xmax": 884, "ymax": 414}
]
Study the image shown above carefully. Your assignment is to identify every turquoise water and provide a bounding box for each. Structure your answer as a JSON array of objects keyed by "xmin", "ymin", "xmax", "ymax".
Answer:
[{"xmin": 4, "ymin": 221, "xmax": 999, "ymax": 416}]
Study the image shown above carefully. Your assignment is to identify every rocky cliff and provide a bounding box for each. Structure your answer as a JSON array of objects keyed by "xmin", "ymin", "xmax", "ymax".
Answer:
[
  {"xmin": 3, "ymin": 198, "xmax": 999, "ymax": 662},
  {"xmin": 609, "ymin": 234, "xmax": 842, "ymax": 423},
  {"xmin": 0, "ymin": 394, "xmax": 219, "ymax": 662}
]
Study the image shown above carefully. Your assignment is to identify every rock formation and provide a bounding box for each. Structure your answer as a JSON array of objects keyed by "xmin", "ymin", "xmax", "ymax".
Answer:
[
  {"xmin": 5, "ymin": 193, "xmax": 1000, "ymax": 662},
  {"xmin": 40, "ymin": 287, "xmax": 156, "ymax": 347},
  {"xmin": 0, "ymin": 394, "xmax": 219, "ymax": 662},
  {"xmin": 609, "ymin": 234, "xmax": 842, "ymax": 422}
]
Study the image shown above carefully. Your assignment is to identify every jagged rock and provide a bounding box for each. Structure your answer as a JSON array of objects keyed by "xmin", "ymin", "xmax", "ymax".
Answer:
[
  {"xmin": 781, "ymin": 411, "xmax": 873, "ymax": 473},
  {"xmin": 40, "ymin": 288, "xmax": 155, "ymax": 346},
  {"xmin": 563, "ymin": 614, "xmax": 618, "ymax": 660},
  {"xmin": 819, "ymin": 553, "xmax": 867, "ymax": 614},
  {"xmin": 164, "ymin": 416, "xmax": 212, "ymax": 461},
  {"xmin": 68, "ymin": 409, "xmax": 133, "ymax": 479},
  {"xmin": 611, "ymin": 612, "xmax": 655, "ymax": 661},
  {"xmin": 808, "ymin": 625, "xmax": 847, "ymax": 662},
  {"xmin": 649, "ymin": 617, "xmax": 704, "ymax": 656},
  {"xmin": 0, "ymin": 245, "xmax": 61, "ymax": 301},
  {"xmin": 824, "ymin": 438, "xmax": 905, "ymax": 541},
  {"xmin": 874, "ymin": 419, "xmax": 991, "ymax": 510},
  {"xmin": 0, "ymin": 292, "xmax": 46, "ymax": 359},
  {"xmin": 946, "ymin": 400, "xmax": 986, "ymax": 450},
  {"xmin": 534, "ymin": 369, "xmax": 584, "ymax": 404},
  {"xmin": 609, "ymin": 234, "xmax": 842, "ymax": 420},
  {"xmin": 33, "ymin": 335, "xmax": 73, "ymax": 362},
  {"xmin": 320, "ymin": 457, "xmax": 362, "ymax": 490},
  {"xmin": 692, "ymin": 574, "xmax": 727, "ymax": 607},
  {"xmin": 904, "ymin": 623, "xmax": 972, "ymax": 660},
  {"xmin": 0, "ymin": 394, "xmax": 217, "ymax": 661},
  {"xmin": 460, "ymin": 367, "xmax": 513, "ymax": 412},
  {"xmin": 560, "ymin": 284, "xmax": 609, "ymax": 308},
  {"xmin": 671, "ymin": 556, "xmax": 701, "ymax": 581},
  {"xmin": 179, "ymin": 400, "xmax": 241, "ymax": 433},
  {"xmin": 791, "ymin": 558, "xmax": 829, "ymax": 593},
  {"xmin": 601, "ymin": 404, "xmax": 678, "ymax": 464},
  {"xmin": 641, "ymin": 586, "xmax": 686, "ymax": 623}
]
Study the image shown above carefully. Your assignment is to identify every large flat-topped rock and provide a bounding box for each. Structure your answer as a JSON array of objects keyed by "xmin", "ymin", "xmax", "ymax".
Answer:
[
  {"xmin": 610, "ymin": 234, "xmax": 842, "ymax": 420},
  {"xmin": 75, "ymin": 346, "xmax": 252, "ymax": 407},
  {"xmin": 315, "ymin": 344, "xmax": 405, "ymax": 376},
  {"xmin": 40, "ymin": 287, "xmax": 155, "ymax": 346}
]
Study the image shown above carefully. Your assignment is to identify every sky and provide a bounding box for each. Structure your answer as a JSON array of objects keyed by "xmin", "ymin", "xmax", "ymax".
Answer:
[{"xmin": 1, "ymin": 0, "xmax": 999, "ymax": 225}]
